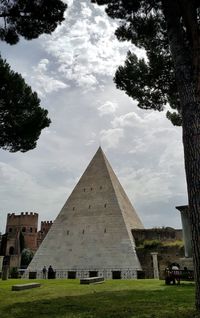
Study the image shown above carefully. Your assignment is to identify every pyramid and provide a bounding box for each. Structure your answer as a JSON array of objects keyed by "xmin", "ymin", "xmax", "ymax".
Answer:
[{"xmin": 27, "ymin": 147, "xmax": 144, "ymax": 279}]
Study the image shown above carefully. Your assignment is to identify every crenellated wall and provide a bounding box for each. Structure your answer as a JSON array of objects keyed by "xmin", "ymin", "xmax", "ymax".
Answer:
[
  {"xmin": 40, "ymin": 221, "xmax": 53, "ymax": 234},
  {"xmin": 37, "ymin": 221, "xmax": 53, "ymax": 247},
  {"xmin": 1, "ymin": 212, "xmax": 54, "ymax": 271},
  {"xmin": 6, "ymin": 212, "xmax": 38, "ymax": 233},
  {"xmin": 5, "ymin": 212, "xmax": 39, "ymax": 253}
]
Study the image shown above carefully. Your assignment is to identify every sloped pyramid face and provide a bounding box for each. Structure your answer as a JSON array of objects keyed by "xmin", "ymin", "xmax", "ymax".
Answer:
[{"xmin": 28, "ymin": 147, "xmax": 144, "ymax": 278}]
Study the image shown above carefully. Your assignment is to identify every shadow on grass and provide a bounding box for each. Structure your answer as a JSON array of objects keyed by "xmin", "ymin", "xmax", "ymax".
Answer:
[{"xmin": 0, "ymin": 284, "xmax": 198, "ymax": 318}]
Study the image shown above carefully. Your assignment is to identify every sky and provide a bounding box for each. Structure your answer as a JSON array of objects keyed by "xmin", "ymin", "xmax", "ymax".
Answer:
[{"xmin": 0, "ymin": 0, "xmax": 187, "ymax": 233}]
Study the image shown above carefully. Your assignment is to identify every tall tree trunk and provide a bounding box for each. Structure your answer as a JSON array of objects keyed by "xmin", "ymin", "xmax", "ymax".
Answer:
[
  {"xmin": 162, "ymin": 0, "xmax": 200, "ymax": 310},
  {"xmin": 182, "ymin": 101, "xmax": 200, "ymax": 310}
]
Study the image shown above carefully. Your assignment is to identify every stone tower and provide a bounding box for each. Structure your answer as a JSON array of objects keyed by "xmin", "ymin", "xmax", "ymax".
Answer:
[
  {"xmin": 37, "ymin": 221, "xmax": 53, "ymax": 248},
  {"xmin": 5, "ymin": 212, "xmax": 38, "ymax": 254},
  {"xmin": 0, "ymin": 212, "xmax": 38, "ymax": 268},
  {"xmin": 27, "ymin": 147, "xmax": 144, "ymax": 279}
]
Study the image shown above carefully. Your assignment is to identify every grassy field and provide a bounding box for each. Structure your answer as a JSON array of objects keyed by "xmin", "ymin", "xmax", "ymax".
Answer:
[{"xmin": 0, "ymin": 279, "xmax": 198, "ymax": 318}]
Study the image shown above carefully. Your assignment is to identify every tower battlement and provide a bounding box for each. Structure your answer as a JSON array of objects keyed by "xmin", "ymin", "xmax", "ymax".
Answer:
[
  {"xmin": 40, "ymin": 221, "xmax": 53, "ymax": 233},
  {"xmin": 41, "ymin": 221, "xmax": 53, "ymax": 225},
  {"xmin": 7, "ymin": 213, "xmax": 15, "ymax": 217},
  {"xmin": 7, "ymin": 212, "xmax": 38, "ymax": 217},
  {"xmin": 6, "ymin": 212, "xmax": 38, "ymax": 233}
]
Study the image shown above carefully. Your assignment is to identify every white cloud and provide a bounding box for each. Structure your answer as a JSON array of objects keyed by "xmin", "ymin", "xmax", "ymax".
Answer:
[
  {"xmin": 105, "ymin": 109, "xmax": 186, "ymax": 226},
  {"xmin": 98, "ymin": 101, "xmax": 118, "ymax": 116},
  {"xmin": 77, "ymin": 74, "xmax": 98, "ymax": 90},
  {"xmin": 120, "ymin": 167, "xmax": 173, "ymax": 203},
  {"xmin": 100, "ymin": 128, "xmax": 124, "ymax": 149},
  {"xmin": 81, "ymin": 2, "xmax": 92, "ymax": 17},
  {"xmin": 86, "ymin": 132, "xmax": 97, "ymax": 146},
  {"xmin": 36, "ymin": 59, "xmax": 49, "ymax": 71},
  {"xmin": 112, "ymin": 111, "xmax": 144, "ymax": 128},
  {"xmin": 38, "ymin": 0, "xmax": 133, "ymax": 91},
  {"xmin": 29, "ymin": 59, "xmax": 68, "ymax": 97}
]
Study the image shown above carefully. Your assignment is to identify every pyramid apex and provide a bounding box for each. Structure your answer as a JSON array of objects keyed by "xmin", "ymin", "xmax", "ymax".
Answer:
[
  {"xmin": 97, "ymin": 145, "xmax": 103, "ymax": 152},
  {"xmin": 94, "ymin": 146, "xmax": 106, "ymax": 158}
]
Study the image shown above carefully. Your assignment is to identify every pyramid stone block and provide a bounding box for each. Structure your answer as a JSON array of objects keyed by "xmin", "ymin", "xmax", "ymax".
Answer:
[{"xmin": 27, "ymin": 147, "xmax": 144, "ymax": 279}]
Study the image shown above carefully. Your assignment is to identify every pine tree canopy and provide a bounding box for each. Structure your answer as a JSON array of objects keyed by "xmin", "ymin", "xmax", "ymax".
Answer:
[
  {"xmin": 91, "ymin": 0, "xmax": 200, "ymax": 126},
  {"xmin": 0, "ymin": 56, "xmax": 51, "ymax": 152},
  {"xmin": 0, "ymin": 0, "xmax": 67, "ymax": 152},
  {"xmin": 0, "ymin": 0, "xmax": 67, "ymax": 44}
]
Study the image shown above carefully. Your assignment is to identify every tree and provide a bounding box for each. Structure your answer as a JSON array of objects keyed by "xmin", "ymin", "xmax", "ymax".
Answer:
[
  {"xmin": 0, "ymin": 0, "xmax": 67, "ymax": 45},
  {"xmin": 21, "ymin": 248, "xmax": 34, "ymax": 267},
  {"xmin": 0, "ymin": 56, "xmax": 51, "ymax": 152},
  {"xmin": 91, "ymin": 0, "xmax": 200, "ymax": 310},
  {"xmin": 19, "ymin": 231, "xmax": 25, "ymax": 252},
  {"xmin": 0, "ymin": 0, "xmax": 67, "ymax": 152}
]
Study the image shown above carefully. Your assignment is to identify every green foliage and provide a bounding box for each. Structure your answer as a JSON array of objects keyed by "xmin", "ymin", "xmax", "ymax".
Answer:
[
  {"xmin": 0, "ymin": 279, "xmax": 197, "ymax": 318},
  {"xmin": 19, "ymin": 231, "xmax": 25, "ymax": 252},
  {"xmin": 0, "ymin": 0, "xmax": 67, "ymax": 152},
  {"xmin": 21, "ymin": 248, "xmax": 34, "ymax": 266},
  {"xmin": 166, "ymin": 111, "xmax": 182, "ymax": 126},
  {"xmin": 0, "ymin": 56, "xmax": 51, "ymax": 152},
  {"xmin": 137, "ymin": 239, "xmax": 184, "ymax": 249},
  {"xmin": 162, "ymin": 240, "xmax": 184, "ymax": 248},
  {"xmin": 9, "ymin": 267, "xmax": 19, "ymax": 279},
  {"xmin": 142, "ymin": 239, "xmax": 162, "ymax": 249},
  {"xmin": 91, "ymin": 1, "xmax": 200, "ymax": 126},
  {"xmin": 114, "ymin": 51, "xmax": 179, "ymax": 113},
  {"xmin": 0, "ymin": 0, "xmax": 67, "ymax": 45}
]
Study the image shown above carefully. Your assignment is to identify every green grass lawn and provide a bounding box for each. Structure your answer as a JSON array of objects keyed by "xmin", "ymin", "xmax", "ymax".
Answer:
[{"xmin": 0, "ymin": 279, "xmax": 198, "ymax": 318}]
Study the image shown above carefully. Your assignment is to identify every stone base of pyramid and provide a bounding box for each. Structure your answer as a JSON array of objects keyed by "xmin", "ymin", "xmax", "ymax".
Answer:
[{"xmin": 23, "ymin": 268, "xmax": 138, "ymax": 279}]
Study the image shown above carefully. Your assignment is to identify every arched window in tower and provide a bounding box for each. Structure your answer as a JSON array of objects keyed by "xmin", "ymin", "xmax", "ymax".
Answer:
[
  {"xmin": 30, "ymin": 227, "xmax": 33, "ymax": 233},
  {"xmin": 22, "ymin": 227, "xmax": 26, "ymax": 232}
]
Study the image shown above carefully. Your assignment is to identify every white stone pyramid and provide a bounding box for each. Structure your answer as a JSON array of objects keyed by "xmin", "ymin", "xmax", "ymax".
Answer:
[{"xmin": 27, "ymin": 147, "xmax": 144, "ymax": 279}]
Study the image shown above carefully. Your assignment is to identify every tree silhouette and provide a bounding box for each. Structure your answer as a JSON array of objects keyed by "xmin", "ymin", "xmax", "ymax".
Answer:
[
  {"xmin": 0, "ymin": 0, "xmax": 67, "ymax": 152},
  {"xmin": 0, "ymin": 0, "xmax": 67, "ymax": 45}
]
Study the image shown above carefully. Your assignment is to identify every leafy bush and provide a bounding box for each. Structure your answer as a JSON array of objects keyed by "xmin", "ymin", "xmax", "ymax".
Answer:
[
  {"xmin": 162, "ymin": 240, "xmax": 184, "ymax": 247},
  {"xmin": 10, "ymin": 267, "xmax": 19, "ymax": 278},
  {"xmin": 21, "ymin": 249, "xmax": 34, "ymax": 266},
  {"xmin": 143, "ymin": 240, "xmax": 162, "ymax": 249}
]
